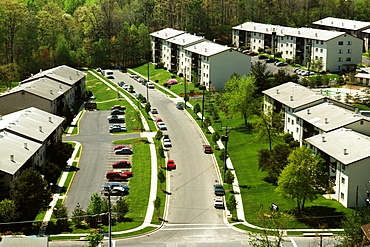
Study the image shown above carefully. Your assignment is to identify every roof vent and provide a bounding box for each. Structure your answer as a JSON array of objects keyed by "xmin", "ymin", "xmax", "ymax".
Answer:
[
  {"xmin": 343, "ymin": 148, "xmax": 348, "ymax": 155},
  {"xmin": 315, "ymin": 33, "xmax": 318, "ymax": 37},
  {"xmin": 0, "ymin": 115, "xmax": 2, "ymax": 120},
  {"xmin": 205, "ymin": 48, "xmax": 207, "ymax": 52},
  {"xmin": 322, "ymin": 136, "xmax": 326, "ymax": 142},
  {"xmin": 276, "ymin": 89, "xmax": 279, "ymax": 94},
  {"xmin": 298, "ymin": 31, "xmax": 300, "ymax": 35},
  {"xmin": 307, "ymin": 109, "xmax": 310, "ymax": 114},
  {"xmin": 69, "ymin": 76, "xmax": 72, "ymax": 80},
  {"xmin": 290, "ymin": 95, "xmax": 294, "ymax": 101},
  {"xmin": 183, "ymin": 39, "xmax": 185, "ymax": 43},
  {"xmin": 24, "ymin": 143, "xmax": 28, "ymax": 149},
  {"xmin": 59, "ymin": 83, "xmax": 62, "ymax": 89},
  {"xmin": 39, "ymin": 126, "xmax": 43, "ymax": 132},
  {"xmin": 10, "ymin": 155, "xmax": 14, "ymax": 162},
  {"xmin": 325, "ymin": 117, "xmax": 329, "ymax": 124},
  {"xmin": 50, "ymin": 90, "xmax": 53, "ymax": 95},
  {"xmin": 49, "ymin": 116, "xmax": 52, "ymax": 123}
]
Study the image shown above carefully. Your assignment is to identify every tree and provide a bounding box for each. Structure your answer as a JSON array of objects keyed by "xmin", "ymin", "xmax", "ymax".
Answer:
[
  {"xmin": 87, "ymin": 193, "xmax": 107, "ymax": 216},
  {"xmin": 158, "ymin": 169, "xmax": 165, "ymax": 189},
  {"xmin": 153, "ymin": 196, "xmax": 161, "ymax": 217},
  {"xmin": 212, "ymin": 131, "xmax": 220, "ymax": 143},
  {"xmin": 144, "ymin": 102, "xmax": 151, "ymax": 114},
  {"xmin": 10, "ymin": 168, "xmax": 51, "ymax": 220},
  {"xmin": 41, "ymin": 161, "xmax": 61, "ymax": 185},
  {"xmin": 275, "ymin": 146, "xmax": 328, "ymax": 212},
  {"xmin": 155, "ymin": 130, "xmax": 163, "ymax": 140},
  {"xmin": 85, "ymin": 229, "xmax": 104, "ymax": 247},
  {"xmin": 338, "ymin": 207, "xmax": 370, "ymax": 246},
  {"xmin": 0, "ymin": 199, "xmax": 19, "ymax": 222},
  {"xmin": 250, "ymin": 61, "xmax": 273, "ymax": 94},
  {"xmin": 310, "ymin": 58, "xmax": 324, "ymax": 72},
  {"xmin": 226, "ymin": 194, "xmax": 237, "ymax": 215},
  {"xmin": 255, "ymin": 107, "xmax": 282, "ymax": 150},
  {"xmin": 224, "ymin": 170, "xmax": 234, "ymax": 191},
  {"xmin": 112, "ymin": 197, "xmax": 129, "ymax": 220},
  {"xmin": 219, "ymin": 74, "xmax": 258, "ymax": 126},
  {"xmin": 72, "ymin": 202, "xmax": 85, "ymax": 225},
  {"xmin": 54, "ymin": 204, "xmax": 69, "ymax": 230},
  {"xmin": 193, "ymin": 103, "xmax": 201, "ymax": 114}
]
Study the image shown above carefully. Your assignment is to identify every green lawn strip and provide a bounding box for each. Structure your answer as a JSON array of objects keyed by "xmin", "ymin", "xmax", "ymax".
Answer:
[
  {"xmin": 112, "ymin": 226, "xmax": 158, "ymax": 238},
  {"xmin": 151, "ymin": 139, "xmax": 166, "ymax": 225},
  {"xmin": 131, "ymin": 63, "xmax": 202, "ymax": 96},
  {"xmin": 49, "ymin": 235, "xmax": 85, "ymax": 240},
  {"xmin": 35, "ymin": 210, "xmax": 47, "ymax": 221}
]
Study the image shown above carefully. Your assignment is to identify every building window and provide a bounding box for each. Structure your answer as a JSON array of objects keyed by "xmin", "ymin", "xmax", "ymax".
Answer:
[
  {"xmin": 347, "ymin": 41, "xmax": 352, "ymax": 45},
  {"xmin": 286, "ymin": 51, "xmax": 288, "ymax": 54},
  {"xmin": 320, "ymin": 57, "xmax": 323, "ymax": 60},
  {"xmin": 320, "ymin": 49, "xmax": 323, "ymax": 53},
  {"xmin": 316, "ymin": 40, "xmax": 319, "ymax": 44},
  {"xmin": 361, "ymin": 120, "xmax": 364, "ymax": 125},
  {"xmin": 290, "ymin": 51, "xmax": 292, "ymax": 55},
  {"xmin": 290, "ymin": 44, "xmax": 293, "ymax": 47},
  {"xmin": 342, "ymin": 164, "xmax": 346, "ymax": 171},
  {"xmin": 341, "ymin": 193, "xmax": 344, "ymax": 200},
  {"xmin": 337, "ymin": 66, "xmax": 341, "ymax": 70},
  {"xmin": 338, "ymin": 49, "xmax": 343, "ymax": 54},
  {"xmin": 321, "ymin": 41, "xmax": 324, "ymax": 45},
  {"xmin": 338, "ymin": 57, "xmax": 342, "ymax": 62},
  {"xmin": 347, "ymin": 49, "xmax": 352, "ymax": 54},
  {"xmin": 315, "ymin": 56, "xmax": 318, "ymax": 59},
  {"xmin": 296, "ymin": 127, "xmax": 299, "ymax": 133},
  {"xmin": 281, "ymin": 37, "xmax": 284, "ymax": 41},
  {"xmin": 338, "ymin": 41, "xmax": 343, "ymax": 45},
  {"xmin": 341, "ymin": 177, "xmax": 345, "ymax": 184},
  {"xmin": 346, "ymin": 57, "xmax": 351, "ymax": 61},
  {"xmin": 316, "ymin": 48, "xmax": 318, "ymax": 52}
]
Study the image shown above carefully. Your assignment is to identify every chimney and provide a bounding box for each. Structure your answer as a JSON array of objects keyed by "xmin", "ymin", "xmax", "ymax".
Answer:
[
  {"xmin": 39, "ymin": 126, "xmax": 42, "ymax": 132},
  {"xmin": 49, "ymin": 116, "xmax": 52, "ymax": 123},
  {"xmin": 325, "ymin": 118, "xmax": 328, "ymax": 124},
  {"xmin": 307, "ymin": 109, "xmax": 310, "ymax": 114},
  {"xmin": 24, "ymin": 143, "xmax": 28, "ymax": 149},
  {"xmin": 50, "ymin": 90, "xmax": 53, "ymax": 94},
  {"xmin": 290, "ymin": 95, "xmax": 294, "ymax": 101},
  {"xmin": 0, "ymin": 115, "xmax": 2, "ymax": 120},
  {"xmin": 344, "ymin": 148, "xmax": 347, "ymax": 155},
  {"xmin": 59, "ymin": 83, "xmax": 62, "ymax": 89},
  {"xmin": 355, "ymin": 108, "xmax": 359, "ymax": 114},
  {"xmin": 183, "ymin": 39, "xmax": 185, "ymax": 43},
  {"xmin": 205, "ymin": 48, "xmax": 207, "ymax": 52},
  {"xmin": 276, "ymin": 89, "xmax": 279, "ymax": 94},
  {"xmin": 10, "ymin": 155, "xmax": 14, "ymax": 162},
  {"xmin": 322, "ymin": 136, "xmax": 326, "ymax": 142}
]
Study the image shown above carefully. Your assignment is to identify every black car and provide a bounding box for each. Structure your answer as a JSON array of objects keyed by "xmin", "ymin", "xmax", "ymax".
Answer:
[
  {"xmin": 265, "ymin": 58, "xmax": 278, "ymax": 63},
  {"xmin": 258, "ymin": 55, "xmax": 268, "ymax": 60},
  {"xmin": 176, "ymin": 102, "xmax": 184, "ymax": 110},
  {"xmin": 108, "ymin": 115, "xmax": 125, "ymax": 123}
]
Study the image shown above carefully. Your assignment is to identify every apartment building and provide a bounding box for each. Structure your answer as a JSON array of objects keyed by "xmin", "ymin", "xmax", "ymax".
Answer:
[
  {"xmin": 313, "ymin": 17, "xmax": 370, "ymax": 52},
  {"xmin": 264, "ymin": 82, "xmax": 370, "ymax": 208},
  {"xmin": 232, "ymin": 22, "xmax": 363, "ymax": 72},
  {"xmin": 0, "ymin": 107, "xmax": 64, "ymax": 195},
  {"xmin": 151, "ymin": 28, "xmax": 251, "ymax": 90}
]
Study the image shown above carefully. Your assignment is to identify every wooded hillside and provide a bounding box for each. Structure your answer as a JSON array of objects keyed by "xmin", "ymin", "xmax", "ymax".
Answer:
[{"xmin": 1, "ymin": 0, "xmax": 369, "ymax": 83}]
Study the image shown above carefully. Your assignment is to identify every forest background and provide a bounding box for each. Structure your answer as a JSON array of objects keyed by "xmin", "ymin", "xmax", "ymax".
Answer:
[{"xmin": 1, "ymin": 0, "xmax": 370, "ymax": 85}]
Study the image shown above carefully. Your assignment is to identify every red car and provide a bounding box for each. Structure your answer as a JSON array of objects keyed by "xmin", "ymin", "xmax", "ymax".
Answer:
[
  {"xmin": 106, "ymin": 171, "xmax": 128, "ymax": 180},
  {"xmin": 112, "ymin": 161, "xmax": 131, "ymax": 168},
  {"xmin": 155, "ymin": 118, "xmax": 163, "ymax": 123},
  {"xmin": 167, "ymin": 160, "xmax": 176, "ymax": 170},
  {"xmin": 113, "ymin": 145, "xmax": 132, "ymax": 151}
]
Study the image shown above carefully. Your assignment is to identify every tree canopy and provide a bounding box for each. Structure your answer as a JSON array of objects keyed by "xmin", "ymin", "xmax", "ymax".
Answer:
[{"xmin": 275, "ymin": 146, "xmax": 328, "ymax": 212}]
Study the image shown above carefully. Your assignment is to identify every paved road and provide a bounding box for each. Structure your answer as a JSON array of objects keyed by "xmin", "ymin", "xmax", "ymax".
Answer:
[{"xmin": 63, "ymin": 110, "xmax": 140, "ymax": 213}]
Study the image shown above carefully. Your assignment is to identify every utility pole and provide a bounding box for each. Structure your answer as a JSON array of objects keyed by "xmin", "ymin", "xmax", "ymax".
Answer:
[
  {"xmin": 201, "ymin": 86, "xmax": 206, "ymax": 127},
  {"xmin": 221, "ymin": 127, "xmax": 232, "ymax": 181},
  {"xmin": 108, "ymin": 190, "xmax": 112, "ymax": 247}
]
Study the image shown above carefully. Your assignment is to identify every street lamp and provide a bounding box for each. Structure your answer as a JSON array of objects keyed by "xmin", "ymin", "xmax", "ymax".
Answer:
[
  {"xmin": 102, "ymin": 187, "xmax": 112, "ymax": 247},
  {"xmin": 221, "ymin": 127, "xmax": 232, "ymax": 181},
  {"xmin": 201, "ymin": 85, "xmax": 206, "ymax": 127}
]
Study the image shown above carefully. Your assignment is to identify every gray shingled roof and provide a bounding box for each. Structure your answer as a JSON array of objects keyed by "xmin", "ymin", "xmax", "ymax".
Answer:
[
  {"xmin": 263, "ymin": 82, "xmax": 326, "ymax": 109},
  {"xmin": 22, "ymin": 65, "xmax": 86, "ymax": 86},
  {"xmin": 0, "ymin": 131, "xmax": 42, "ymax": 175},
  {"xmin": 313, "ymin": 17, "xmax": 370, "ymax": 31},
  {"xmin": 185, "ymin": 40, "xmax": 230, "ymax": 56},
  {"xmin": 166, "ymin": 33, "xmax": 205, "ymax": 46},
  {"xmin": 150, "ymin": 28, "xmax": 184, "ymax": 40},
  {"xmin": 306, "ymin": 128, "xmax": 370, "ymax": 165},
  {"xmin": 295, "ymin": 102, "xmax": 366, "ymax": 132},
  {"xmin": 4, "ymin": 78, "xmax": 70, "ymax": 101},
  {"xmin": 0, "ymin": 107, "xmax": 64, "ymax": 143}
]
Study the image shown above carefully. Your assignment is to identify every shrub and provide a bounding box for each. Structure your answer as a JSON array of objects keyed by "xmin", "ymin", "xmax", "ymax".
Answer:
[
  {"xmin": 265, "ymin": 48, "xmax": 271, "ymax": 54},
  {"xmin": 275, "ymin": 51, "xmax": 282, "ymax": 58},
  {"xmin": 163, "ymin": 83, "xmax": 168, "ymax": 88},
  {"xmin": 155, "ymin": 130, "xmax": 163, "ymax": 140},
  {"xmin": 194, "ymin": 82, "xmax": 200, "ymax": 88},
  {"xmin": 155, "ymin": 62, "xmax": 164, "ymax": 69},
  {"xmin": 193, "ymin": 103, "xmax": 201, "ymax": 114},
  {"xmin": 212, "ymin": 131, "xmax": 220, "ymax": 143},
  {"xmin": 258, "ymin": 47, "xmax": 264, "ymax": 53},
  {"xmin": 286, "ymin": 58, "xmax": 293, "ymax": 64},
  {"xmin": 169, "ymin": 69, "xmax": 176, "ymax": 74},
  {"xmin": 178, "ymin": 73, "xmax": 184, "ymax": 77}
]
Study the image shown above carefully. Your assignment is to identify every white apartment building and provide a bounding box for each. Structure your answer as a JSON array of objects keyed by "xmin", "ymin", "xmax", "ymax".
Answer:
[
  {"xmin": 233, "ymin": 22, "xmax": 363, "ymax": 72},
  {"xmin": 150, "ymin": 28, "xmax": 251, "ymax": 90},
  {"xmin": 313, "ymin": 17, "xmax": 370, "ymax": 52}
]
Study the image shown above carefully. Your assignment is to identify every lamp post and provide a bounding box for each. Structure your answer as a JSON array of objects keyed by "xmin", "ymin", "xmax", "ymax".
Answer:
[
  {"xmin": 147, "ymin": 54, "xmax": 150, "ymax": 101},
  {"xmin": 221, "ymin": 127, "xmax": 232, "ymax": 181},
  {"xmin": 102, "ymin": 187, "xmax": 112, "ymax": 247},
  {"xmin": 184, "ymin": 77, "xmax": 187, "ymax": 109}
]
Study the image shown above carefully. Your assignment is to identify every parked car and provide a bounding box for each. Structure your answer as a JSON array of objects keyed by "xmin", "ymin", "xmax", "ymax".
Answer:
[
  {"xmin": 246, "ymin": 51, "xmax": 258, "ymax": 56},
  {"xmin": 167, "ymin": 160, "xmax": 176, "ymax": 170},
  {"xmin": 163, "ymin": 134, "xmax": 170, "ymax": 140},
  {"xmin": 301, "ymin": 71, "xmax": 315, "ymax": 76},
  {"xmin": 293, "ymin": 68, "xmax": 301, "ymax": 73},
  {"xmin": 105, "ymin": 70, "xmax": 114, "ymax": 79},
  {"xmin": 112, "ymin": 161, "xmax": 131, "ymax": 168},
  {"xmin": 103, "ymin": 183, "xmax": 129, "ymax": 195},
  {"xmin": 108, "ymin": 115, "xmax": 125, "ymax": 123},
  {"xmin": 155, "ymin": 118, "xmax": 163, "ymax": 123},
  {"xmin": 214, "ymin": 197, "xmax": 224, "ymax": 209},
  {"xmin": 203, "ymin": 145, "xmax": 213, "ymax": 154},
  {"xmin": 147, "ymin": 82, "xmax": 155, "ymax": 89},
  {"xmin": 118, "ymin": 81, "xmax": 125, "ymax": 86},
  {"xmin": 111, "ymin": 105, "xmax": 126, "ymax": 110},
  {"xmin": 122, "ymin": 84, "xmax": 130, "ymax": 90},
  {"xmin": 163, "ymin": 139, "xmax": 172, "ymax": 147},
  {"xmin": 151, "ymin": 108, "xmax": 158, "ymax": 114},
  {"xmin": 213, "ymin": 184, "xmax": 225, "ymax": 196},
  {"xmin": 265, "ymin": 58, "xmax": 278, "ymax": 63},
  {"xmin": 106, "ymin": 171, "xmax": 133, "ymax": 180},
  {"xmin": 115, "ymin": 148, "xmax": 133, "ymax": 155},
  {"xmin": 157, "ymin": 122, "xmax": 167, "ymax": 130},
  {"xmin": 176, "ymin": 102, "xmax": 184, "ymax": 110},
  {"xmin": 109, "ymin": 125, "xmax": 127, "ymax": 133},
  {"xmin": 113, "ymin": 145, "xmax": 132, "ymax": 151},
  {"xmin": 111, "ymin": 109, "xmax": 125, "ymax": 115},
  {"xmin": 258, "ymin": 55, "xmax": 268, "ymax": 60},
  {"xmin": 275, "ymin": 61, "xmax": 288, "ymax": 66}
]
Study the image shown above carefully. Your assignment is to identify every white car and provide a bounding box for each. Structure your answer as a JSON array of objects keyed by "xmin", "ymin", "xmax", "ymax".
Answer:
[
  {"xmin": 163, "ymin": 139, "xmax": 172, "ymax": 147},
  {"xmin": 147, "ymin": 82, "xmax": 155, "ymax": 89},
  {"xmin": 214, "ymin": 197, "xmax": 224, "ymax": 209},
  {"xmin": 151, "ymin": 108, "xmax": 158, "ymax": 114},
  {"xmin": 105, "ymin": 70, "xmax": 114, "ymax": 79},
  {"xmin": 122, "ymin": 84, "xmax": 130, "ymax": 90},
  {"xmin": 157, "ymin": 122, "xmax": 167, "ymax": 130}
]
